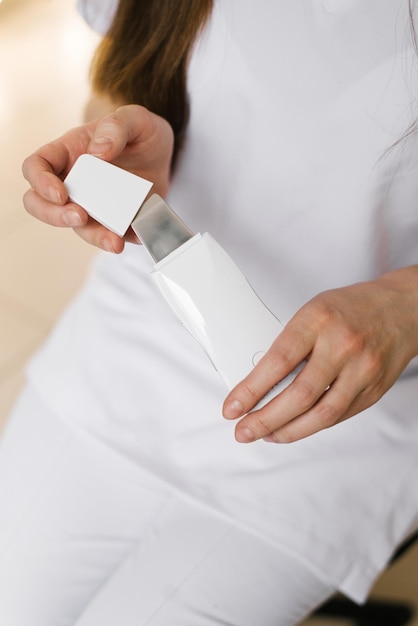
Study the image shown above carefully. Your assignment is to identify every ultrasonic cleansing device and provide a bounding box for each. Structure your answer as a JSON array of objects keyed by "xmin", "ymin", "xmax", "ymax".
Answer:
[{"xmin": 65, "ymin": 155, "xmax": 302, "ymax": 406}]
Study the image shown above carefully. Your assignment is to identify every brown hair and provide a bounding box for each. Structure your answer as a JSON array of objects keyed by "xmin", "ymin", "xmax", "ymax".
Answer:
[
  {"xmin": 91, "ymin": 0, "xmax": 417, "ymax": 162},
  {"xmin": 90, "ymin": 0, "xmax": 213, "ymax": 165},
  {"xmin": 384, "ymin": 0, "xmax": 418, "ymax": 154}
]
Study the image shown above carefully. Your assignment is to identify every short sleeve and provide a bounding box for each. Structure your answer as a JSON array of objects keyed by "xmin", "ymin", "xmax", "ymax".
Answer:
[{"xmin": 76, "ymin": 0, "xmax": 118, "ymax": 34}]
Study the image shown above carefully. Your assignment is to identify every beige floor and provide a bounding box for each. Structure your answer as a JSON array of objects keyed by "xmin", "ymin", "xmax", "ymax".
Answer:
[{"xmin": 0, "ymin": 0, "xmax": 417, "ymax": 623}]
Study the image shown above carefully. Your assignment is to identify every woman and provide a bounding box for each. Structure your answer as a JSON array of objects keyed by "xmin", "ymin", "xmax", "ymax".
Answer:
[{"xmin": 1, "ymin": 1, "xmax": 417, "ymax": 624}]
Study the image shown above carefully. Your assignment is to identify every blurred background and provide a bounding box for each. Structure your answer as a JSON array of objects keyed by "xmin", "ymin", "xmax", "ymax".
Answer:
[
  {"xmin": 0, "ymin": 1, "xmax": 417, "ymax": 624},
  {"xmin": 0, "ymin": 0, "xmax": 97, "ymax": 428}
]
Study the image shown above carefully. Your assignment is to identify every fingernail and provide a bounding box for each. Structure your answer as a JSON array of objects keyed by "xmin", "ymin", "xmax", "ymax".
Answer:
[
  {"xmin": 47, "ymin": 186, "xmax": 63, "ymax": 204},
  {"xmin": 224, "ymin": 399, "xmax": 244, "ymax": 419},
  {"xmin": 89, "ymin": 137, "xmax": 112, "ymax": 156},
  {"xmin": 236, "ymin": 427, "xmax": 256, "ymax": 443},
  {"xmin": 62, "ymin": 210, "xmax": 83, "ymax": 227}
]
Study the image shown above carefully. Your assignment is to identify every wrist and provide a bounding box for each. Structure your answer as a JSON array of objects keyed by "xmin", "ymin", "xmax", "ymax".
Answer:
[{"xmin": 375, "ymin": 265, "xmax": 418, "ymax": 360}]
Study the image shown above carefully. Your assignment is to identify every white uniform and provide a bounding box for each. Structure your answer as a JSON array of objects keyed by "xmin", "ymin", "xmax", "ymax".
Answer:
[{"xmin": 1, "ymin": 1, "xmax": 418, "ymax": 624}]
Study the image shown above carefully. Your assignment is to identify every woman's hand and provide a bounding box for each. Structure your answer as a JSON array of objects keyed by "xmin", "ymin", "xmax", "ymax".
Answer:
[
  {"xmin": 22, "ymin": 104, "xmax": 174, "ymax": 253},
  {"xmin": 223, "ymin": 266, "xmax": 418, "ymax": 443}
]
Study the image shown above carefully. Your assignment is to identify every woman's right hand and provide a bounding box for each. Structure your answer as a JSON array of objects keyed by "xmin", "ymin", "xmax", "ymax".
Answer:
[{"xmin": 22, "ymin": 104, "xmax": 174, "ymax": 253}]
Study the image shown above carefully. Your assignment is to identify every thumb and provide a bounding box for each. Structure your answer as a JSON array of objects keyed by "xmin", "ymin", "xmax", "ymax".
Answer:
[
  {"xmin": 88, "ymin": 105, "xmax": 151, "ymax": 160},
  {"xmin": 88, "ymin": 118, "xmax": 121, "ymax": 160}
]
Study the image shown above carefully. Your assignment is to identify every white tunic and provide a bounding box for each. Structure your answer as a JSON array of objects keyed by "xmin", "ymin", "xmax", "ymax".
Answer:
[{"xmin": 30, "ymin": 0, "xmax": 418, "ymax": 603}]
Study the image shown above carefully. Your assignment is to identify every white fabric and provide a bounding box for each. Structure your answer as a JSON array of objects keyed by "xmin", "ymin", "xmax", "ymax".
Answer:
[
  {"xmin": 3, "ymin": 0, "xmax": 418, "ymax": 615},
  {"xmin": 76, "ymin": 0, "xmax": 117, "ymax": 34},
  {"xmin": 0, "ymin": 386, "xmax": 335, "ymax": 626}
]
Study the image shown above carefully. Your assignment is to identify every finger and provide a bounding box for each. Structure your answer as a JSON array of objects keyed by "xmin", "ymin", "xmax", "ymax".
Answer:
[
  {"xmin": 88, "ymin": 105, "xmax": 152, "ymax": 160},
  {"xmin": 124, "ymin": 226, "xmax": 141, "ymax": 244},
  {"xmin": 23, "ymin": 188, "xmax": 88, "ymax": 228},
  {"xmin": 261, "ymin": 367, "xmax": 370, "ymax": 443},
  {"xmin": 262, "ymin": 386, "xmax": 351, "ymax": 444},
  {"xmin": 24, "ymin": 188, "xmax": 123, "ymax": 252},
  {"xmin": 223, "ymin": 324, "xmax": 315, "ymax": 420},
  {"xmin": 22, "ymin": 158, "xmax": 68, "ymax": 207},
  {"xmin": 232, "ymin": 354, "xmax": 337, "ymax": 443},
  {"xmin": 73, "ymin": 217, "xmax": 125, "ymax": 253}
]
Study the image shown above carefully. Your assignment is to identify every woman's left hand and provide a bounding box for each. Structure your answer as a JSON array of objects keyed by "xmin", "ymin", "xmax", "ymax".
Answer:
[{"xmin": 223, "ymin": 266, "xmax": 418, "ymax": 443}]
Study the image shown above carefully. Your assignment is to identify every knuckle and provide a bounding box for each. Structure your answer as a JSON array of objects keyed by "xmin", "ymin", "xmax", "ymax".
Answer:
[
  {"xmin": 341, "ymin": 330, "xmax": 365, "ymax": 355},
  {"xmin": 330, "ymin": 326, "xmax": 362, "ymax": 359},
  {"xmin": 317, "ymin": 401, "xmax": 344, "ymax": 429},
  {"xmin": 264, "ymin": 349, "xmax": 293, "ymax": 378},
  {"xmin": 241, "ymin": 381, "xmax": 261, "ymax": 405},
  {"xmin": 311, "ymin": 302, "xmax": 334, "ymax": 326},
  {"xmin": 97, "ymin": 113, "xmax": 128, "ymax": 139},
  {"xmin": 359, "ymin": 351, "xmax": 382, "ymax": 381},
  {"xmin": 293, "ymin": 380, "xmax": 317, "ymax": 410},
  {"xmin": 304, "ymin": 296, "xmax": 338, "ymax": 327},
  {"xmin": 252, "ymin": 412, "xmax": 275, "ymax": 437},
  {"xmin": 98, "ymin": 117, "xmax": 121, "ymax": 135}
]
